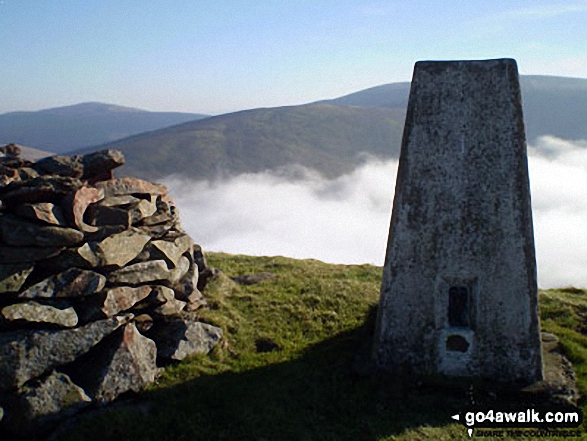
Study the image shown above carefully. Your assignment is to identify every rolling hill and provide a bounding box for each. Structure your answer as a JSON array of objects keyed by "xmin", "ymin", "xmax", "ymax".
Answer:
[
  {"xmin": 0, "ymin": 102, "xmax": 208, "ymax": 153},
  {"xmin": 34, "ymin": 75, "xmax": 587, "ymax": 180},
  {"xmin": 84, "ymin": 104, "xmax": 405, "ymax": 180}
]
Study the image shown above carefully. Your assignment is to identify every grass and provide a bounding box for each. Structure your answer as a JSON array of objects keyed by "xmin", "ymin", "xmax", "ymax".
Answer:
[{"xmin": 56, "ymin": 253, "xmax": 587, "ymax": 441}]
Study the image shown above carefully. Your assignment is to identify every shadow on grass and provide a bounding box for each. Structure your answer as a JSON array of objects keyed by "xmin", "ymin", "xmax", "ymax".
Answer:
[{"xmin": 57, "ymin": 306, "xmax": 471, "ymax": 441}]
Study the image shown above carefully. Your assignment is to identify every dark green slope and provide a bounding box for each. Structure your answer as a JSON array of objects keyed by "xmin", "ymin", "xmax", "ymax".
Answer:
[
  {"xmin": 94, "ymin": 104, "xmax": 405, "ymax": 180},
  {"xmin": 0, "ymin": 102, "xmax": 208, "ymax": 153}
]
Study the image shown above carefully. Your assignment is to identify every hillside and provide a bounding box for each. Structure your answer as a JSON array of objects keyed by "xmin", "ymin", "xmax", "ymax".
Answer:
[
  {"xmin": 55, "ymin": 253, "xmax": 587, "ymax": 441},
  {"xmin": 0, "ymin": 102, "xmax": 208, "ymax": 153},
  {"xmin": 76, "ymin": 75, "xmax": 587, "ymax": 181},
  {"xmin": 88, "ymin": 104, "xmax": 405, "ymax": 180}
]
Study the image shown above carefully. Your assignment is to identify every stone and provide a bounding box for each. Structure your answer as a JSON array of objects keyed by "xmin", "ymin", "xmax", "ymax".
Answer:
[
  {"xmin": 95, "ymin": 177, "xmax": 168, "ymax": 198},
  {"xmin": 148, "ymin": 318, "xmax": 222, "ymax": 361},
  {"xmin": 14, "ymin": 202, "xmax": 66, "ymax": 226},
  {"xmin": 0, "ymin": 315, "xmax": 130, "ymax": 389},
  {"xmin": 92, "ymin": 229, "xmax": 151, "ymax": 267},
  {"xmin": 101, "ymin": 286, "xmax": 152, "ymax": 317},
  {"xmin": 68, "ymin": 323, "xmax": 157, "ymax": 403},
  {"xmin": 151, "ymin": 235, "xmax": 193, "ymax": 268},
  {"xmin": 2, "ymin": 371, "xmax": 91, "ymax": 434},
  {"xmin": 0, "ymin": 246, "xmax": 62, "ymax": 264},
  {"xmin": 0, "ymin": 176, "xmax": 83, "ymax": 204},
  {"xmin": 98, "ymin": 195, "xmax": 141, "ymax": 207},
  {"xmin": 152, "ymin": 286, "xmax": 186, "ymax": 316},
  {"xmin": 81, "ymin": 149, "xmax": 125, "ymax": 181},
  {"xmin": 18, "ymin": 167, "xmax": 40, "ymax": 180},
  {"xmin": 33, "ymin": 155, "xmax": 83, "ymax": 178},
  {"xmin": 2, "ymin": 302, "xmax": 78, "ymax": 327},
  {"xmin": 168, "ymin": 255, "xmax": 190, "ymax": 284},
  {"xmin": 18, "ymin": 268, "xmax": 106, "ymax": 299},
  {"xmin": 137, "ymin": 223, "xmax": 174, "ymax": 239},
  {"xmin": 0, "ymin": 214, "xmax": 84, "ymax": 247},
  {"xmin": 0, "ymin": 263, "xmax": 34, "ymax": 293},
  {"xmin": 1, "ymin": 144, "xmax": 21, "ymax": 158},
  {"xmin": 60, "ymin": 186, "xmax": 105, "ymax": 233},
  {"xmin": 108, "ymin": 260, "xmax": 170, "ymax": 285},
  {"xmin": 85, "ymin": 204, "xmax": 132, "ymax": 228},
  {"xmin": 373, "ymin": 59, "xmax": 542, "ymax": 383},
  {"xmin": 129, "ymin": 198, "xmax": 158, "ymax": 223}
]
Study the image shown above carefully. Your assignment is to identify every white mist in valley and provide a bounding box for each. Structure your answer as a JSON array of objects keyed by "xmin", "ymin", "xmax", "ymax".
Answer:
[{"xmin": 164, "ymin": 135, "xmax": 587, "ymax": 289}]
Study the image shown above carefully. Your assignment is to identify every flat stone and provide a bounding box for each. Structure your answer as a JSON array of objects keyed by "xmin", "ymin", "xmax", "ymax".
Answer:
[
  {"xmin": 0, "ymin": 246, "xmax": 62, "ymax": 264},
  {"xmin": 95, "ymin": 177, "xmax": 168, "ymax": 198},
  {"xmin": 133, "ymin": 314, "xmax": 153, "ymax": 333},
  {"xmin": 0, "ymin": 176, "xmax": 83, "ymax": 204},
  {"xmin": 130, "ymin": 198, "xmax": 158, "ymax": 223},
  {"xmin": 152, "ymin": 286, "xmax": 186, "ymax": 316},
  {"xmin": 0, "ymin": 315, "xmax": 130, "ymax": 389},
  {"xmin": 173, "ymin": 262, "xmax": 199, "ymax": 301},
  {"xmin": 3, "ymin": 371, "xmax": 91, "ymax": 434},
  {"xmin": 151, "ymin": 235, "xmax": 193, "ymax": 268},
  {"xmin": 14, "ymin": 202, "xmax": 66, "ymax": 226},
  {"xmin": 93, "ymin": 229, "xmax": 151, "ymax": 267},
  {"xmin": 2, "ymin": 302, "xmax": 78, "ymax": 327},
  {"xmin": 98, "ymin": 195, "xmax": 141, "ymax": 207},
  {"xmin": 168, "ymin": 255, "xmax": 190, "ymax": 284},
  {"xmin": 33, "ymin": 155, "xmax": 83, "ymax": 178},
  {"xmin": 19, "ymin": 268, "xmax": 106, "ymax": 299},
  {"xmin": 101, "ymin": 286, "xmax": 152, "ymax": 317},
  {"xmin": 18, "ymin": 167, "xmax": 39, "ymax": 180},
  {"xmin": 85, "ymin": 205, "xmax": 131, "ymax": 228},
  {"xmin": 137, "ymin": 223, "xmax": 174, "ymax": 239},
  {"xmin": 69, "ymin": 323, "xmax": 157, "ymax": 403},
  {"xmin": 60, "ymin": 186, "xmax": 105, "ymax": 233},
  {"xmin": 0, "ymin": 214, "xmax": 84, "ymax": 247},
  {"xmin": 81, "ymin": 149, "xmax": 125, "ymax": 181},
  {"xmin": 148, "ymin": 318, "xmax": 222, "ymax": 361},
  {"xmin": 0, "ymin": 263, "xmax": 34, "ymax": 293},
  {"xmin": 108, "ymin": 260, "xmax": 170, "ymax": 285}
]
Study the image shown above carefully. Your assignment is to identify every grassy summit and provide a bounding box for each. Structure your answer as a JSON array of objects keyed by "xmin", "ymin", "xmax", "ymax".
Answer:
[{"xmin": 60, "ymin": 253, "xmax": 587, "ymax": 441}]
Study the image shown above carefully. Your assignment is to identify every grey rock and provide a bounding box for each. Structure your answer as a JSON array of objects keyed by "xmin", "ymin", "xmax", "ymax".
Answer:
[
  {"xmin": 2, "ymin": 371, "xmax": 90, "ymax": 434},
  {"xmin": 108, "ymin": 260, "xmax": 170, "ymax": 285},
  {"xmin": 101, "ymin": 286, "xmax": 152, "ymax": 317},
  {"xmin": 148, "ymin": 318, "xmax": 222, "ymax": 361},
  {"xmin": 14, "ymin": 202, "xmax": 66, "ymax": 226},
  {"xmin": 95, "ymin": 177, "xmax": 168, "ymax": 198},
  {"xmin": 69, "ymin": 323, "xmax": 157, "ymax": 403},
  {"xmin": 168, "ymin": 255, "xmax": 190, "ymax": 284},
  {"xmin": 81, "ymin": 149, "xmax": 125, "ymax": 181},
  {"xmin": 151, "ymin": 235, "xmax": 192, "ymax": 268},
  {"xmin": 0, "ymin": 176, "xmax": 82, "ymax": 204},
  {"xmin": 19, "ymin": 268, "xmax": 106, "ymax": 299},
  {"xmin": 152, "ymin": 285, "xmax": 186, "ymax": 316},
  {"xmin": 2, "ymin": 302, "xmax": 78, "ymax": 327},
  {"xmin": 33, "ymin": 155, "xmax": 83, "ymax": 178},
  {"xmin": 92, "ymin": 229, "xmax": 151, "ymax": 267},
  {"xmin": 0, "ymin": 315, "xmax": 130, "ymax": 389},
  {"xmin": 98, "ymin": 195, "xmax": 141, "ymax": 207},
  {"xmin": 0, "ymin": 263, "xmax": 34, "ymax": 293},
  {"xmin": 130, "ymin": 197, "xmax": 158, "ymax": 223},
  {"xmin": 0, "ymin": 214, "xmax": 84, "ymax": 247}
]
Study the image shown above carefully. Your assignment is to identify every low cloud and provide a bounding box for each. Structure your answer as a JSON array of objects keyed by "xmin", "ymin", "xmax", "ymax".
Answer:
[{"xmin": 164, "ymin": 136, "xmax": 587, "ymax": 289}]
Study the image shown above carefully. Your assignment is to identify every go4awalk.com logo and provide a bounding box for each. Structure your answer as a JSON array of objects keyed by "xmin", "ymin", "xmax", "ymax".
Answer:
[{"xmin": 451, "ymin": 406, "xmax": 583, "ymax": 438}]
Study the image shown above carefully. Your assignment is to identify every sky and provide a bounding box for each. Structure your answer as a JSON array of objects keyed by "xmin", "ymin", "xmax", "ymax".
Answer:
[{"xmin": 1, "ymin": 0, "xmax": 587, "ymax": 114}]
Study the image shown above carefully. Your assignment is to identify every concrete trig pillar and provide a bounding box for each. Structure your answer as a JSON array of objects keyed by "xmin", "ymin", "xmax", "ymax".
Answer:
[{"xmin": 374, "ymin": 59, "xmax": 542, "ymax": 383}]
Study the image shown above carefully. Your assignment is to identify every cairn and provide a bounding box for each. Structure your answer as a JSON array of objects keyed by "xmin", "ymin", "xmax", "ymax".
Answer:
[{"xmin": 0, "ymin": 144, "xmax": 222, "ymax": 436}]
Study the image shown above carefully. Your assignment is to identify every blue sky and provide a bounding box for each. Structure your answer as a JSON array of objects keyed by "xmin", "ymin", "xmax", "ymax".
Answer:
[{"xmin": 1, "ymin": 0, "xmax": 586, "ymax": 114}]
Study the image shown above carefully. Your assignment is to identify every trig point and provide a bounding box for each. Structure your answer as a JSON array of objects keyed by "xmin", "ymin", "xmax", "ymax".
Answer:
[{"xmin": 373, "ymin": 59, "xmax": 542, "ymax": 383}]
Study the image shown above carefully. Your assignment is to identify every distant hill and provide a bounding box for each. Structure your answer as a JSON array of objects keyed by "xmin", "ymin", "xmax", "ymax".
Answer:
[
  {"xmin": 65, "ymin": 75, "xmax": 587, "ymax": 180},
  {"xmin": 0, "ymin": 102, "xmax": 208, "ymax": 153},
  {"xmin": 320, "ymin": 75, "xmax": 587, "ymax": 143},
  {"xmin": 80, "ymin": 104, "xmax": 404, "ymax": 180}
]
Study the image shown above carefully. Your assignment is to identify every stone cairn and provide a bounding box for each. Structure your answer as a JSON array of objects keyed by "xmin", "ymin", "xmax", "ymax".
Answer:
[{"xmin": 0, "ymin": 144, "xmax": 222, "ymax": 436}]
